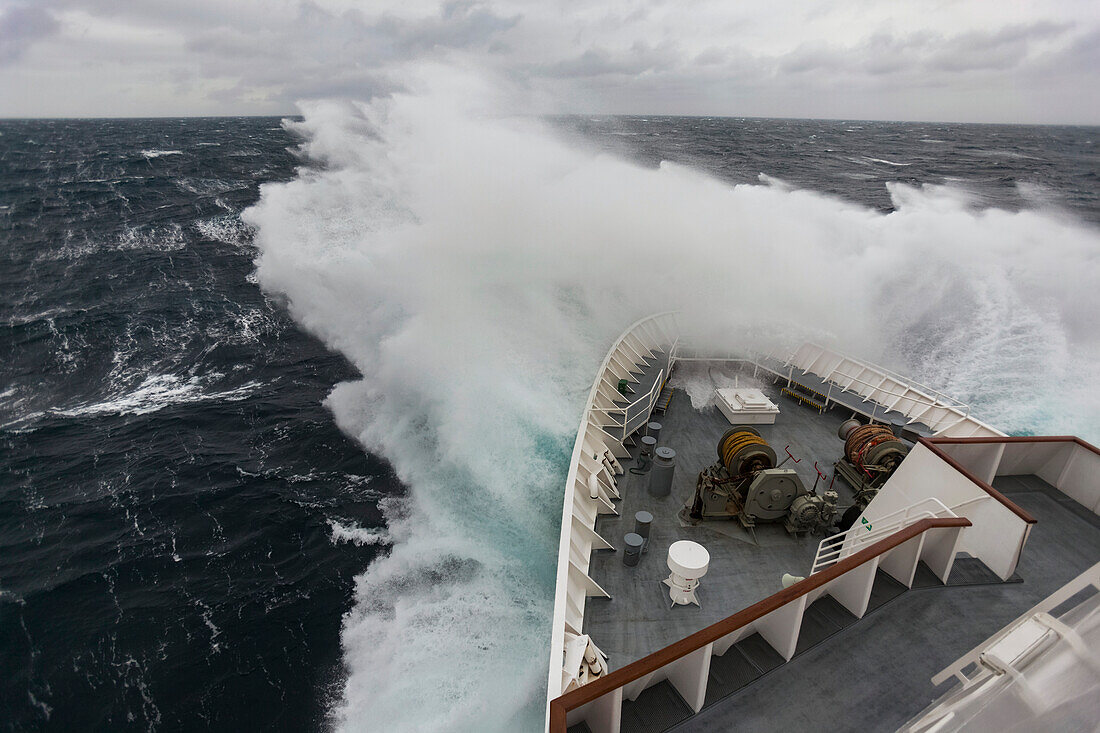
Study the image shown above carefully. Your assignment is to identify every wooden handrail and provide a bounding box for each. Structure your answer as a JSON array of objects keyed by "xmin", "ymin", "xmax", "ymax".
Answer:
[
  {"xmin": 926, "ymin": 434, "xmax": 1099, "ymax": 457},
  {"xmin": 549, "ymin": 516, "xmax": 971, "ymax": 730},
  {"xmin": 917, "ymin": 436, "xmax": 1081, "ymax": 525}
]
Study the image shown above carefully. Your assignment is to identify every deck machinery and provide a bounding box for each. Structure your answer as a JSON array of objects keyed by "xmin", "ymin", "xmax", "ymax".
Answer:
[
  {"xmin": 833, "ymin": 419, "xmax": 910, "ymax": 510},
  {"xmin": 691, "ymin": 427, "xmax": 837, "ymax": 534}
]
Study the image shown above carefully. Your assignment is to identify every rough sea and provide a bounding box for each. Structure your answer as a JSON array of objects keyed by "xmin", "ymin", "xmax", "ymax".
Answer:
[{"xmin": 2, "ymin": 106, "xmax": 1098, "ymax": 732}]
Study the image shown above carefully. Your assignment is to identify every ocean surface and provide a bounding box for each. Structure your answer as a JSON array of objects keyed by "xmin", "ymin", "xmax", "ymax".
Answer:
[{"xmin": 2, "ymin": 110, "xmax": 1098, "ymax": 731}]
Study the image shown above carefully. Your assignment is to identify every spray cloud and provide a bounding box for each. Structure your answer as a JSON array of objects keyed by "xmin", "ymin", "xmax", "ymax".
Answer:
[{"xmin": 244, "ymin": 67, "xmax": 1100, "ymax": 732}]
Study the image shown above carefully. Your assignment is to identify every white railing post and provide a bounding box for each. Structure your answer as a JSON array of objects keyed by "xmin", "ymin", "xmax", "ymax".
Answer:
[
  {"xmin": 756, "ymin": 596, "xmax": 808, "ymax": 661},
  {"xmin": 583, "ymin": 688, "xmax": 622, "ymax": 733},
  {"xmin": 827, "ymin": 557, "xmax": 880, "ymax": 618},
  {"xmin": 666, "ymin": 643, "xmax": 713, "ymax": 713},
  {"xmin": 921, "ymin": 525, "xmax": 967, "ymax": 583},
  {"xmin": 879, "ymin": 533, "xmax": 926, "ymax": 588}
]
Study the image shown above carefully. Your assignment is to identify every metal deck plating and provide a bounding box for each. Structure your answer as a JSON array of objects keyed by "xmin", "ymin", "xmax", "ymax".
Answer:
[{"xmin": 584, "ymin": 361, "xmax": 856, "ymax": 666}]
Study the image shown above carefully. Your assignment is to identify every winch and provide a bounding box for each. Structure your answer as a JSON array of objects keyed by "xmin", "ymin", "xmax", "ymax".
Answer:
[
  {"xmin": 833, "ymin": 419, "xmax": 910, "ymax": 509},
  {"xmin": 691, "ymin": 427, "xmax": 837, "ymax": 534}
]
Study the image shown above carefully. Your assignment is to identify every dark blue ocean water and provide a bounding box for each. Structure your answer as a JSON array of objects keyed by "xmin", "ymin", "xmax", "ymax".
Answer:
[
  {"xmin": 556, "ymin": 116, "xmax": 1100, "ymax": 224},
  {"xmin": 0, "ymin": 118, "xmax": 400, "ymax": 730},
  {"xmin": 1, "ymin": 115, "xmax": 1097, "ymax": 731}
]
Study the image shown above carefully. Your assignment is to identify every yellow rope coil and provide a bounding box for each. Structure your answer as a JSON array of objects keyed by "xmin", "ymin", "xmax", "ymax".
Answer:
[{"xmin": 718, "ymin": 430, "xmax": 773, "ymax": 475}]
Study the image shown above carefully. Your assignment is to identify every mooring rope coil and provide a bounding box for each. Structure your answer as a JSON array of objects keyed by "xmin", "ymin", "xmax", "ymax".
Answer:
[
  {"xmin": 844, "ymin": 424, "xmax": 897, "ymax": 469},
  {"xmin": 717, "ymin": 428, "xmax": 775, "ymax": 475}
]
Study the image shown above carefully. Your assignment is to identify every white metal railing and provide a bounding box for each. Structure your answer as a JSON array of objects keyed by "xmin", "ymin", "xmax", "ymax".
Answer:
[
  {"xmin": 829, "ymin": 369, "xmax": 968, "ymax": 417},
  {"xmin": 786, "ymin": 343, "xmax": 967, "ymax": 411},
  {"xmin": 669, "ymin": 343, "xmax": 971, "ymax": 432},
  {"xmin": 812, "ymin": 498, "xmax": 958, "ymax": 574},
  {"xmin": 546, "ymin": 312, "xmax": 679, "ymax": 723},
  {"xmin": 589, "ymin": 368, "xmax": 665, "ymax": 429},
  {"xmin": 658, "ymin": 344, "xmax": 980, "ymax": 437},
  {"xmin": 782, "ymin": 343, "xmax": 1003, "ymax": 437},
  {"xmin": 899, "ymin": 561, "xmax": 1100, "ymax": 732},
  {"xmin": 785, "ymin": 361, "xmax": 968, "ymax": 431},
  {"xmin": 832, "ymin": 366, "xmax": 967, "ymax": 413},
  {"xmin": 663, "ymin": 342, "xmax": 972, "ymax": 423},
  {"xmin": 677, "ymin": 342, "xmax": 977, "ymax": 433}
]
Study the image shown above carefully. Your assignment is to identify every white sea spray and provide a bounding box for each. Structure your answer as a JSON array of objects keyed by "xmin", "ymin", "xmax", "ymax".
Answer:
[{"xmin": 244, "ymin": 69, "xmax": 1100, "ymax": 733}]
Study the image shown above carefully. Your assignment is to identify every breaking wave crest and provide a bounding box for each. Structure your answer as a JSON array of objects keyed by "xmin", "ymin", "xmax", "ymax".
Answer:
[
  {"xmin": 52, "ymin": 374, "xmax": 260, "ymax": 418},
  {"xmin": 328, "ymin": 519, "xmax": 391, "ymax": 547},
  {"xmin": 244, "ymin": 72, "xmax": 1100, "ymax": 732}
]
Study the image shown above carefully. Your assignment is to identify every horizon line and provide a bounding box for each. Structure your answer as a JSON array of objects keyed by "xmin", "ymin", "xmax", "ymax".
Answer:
[{"xmin": 0, "ymin": 112, "xmax": 1098, "ymax": 128}]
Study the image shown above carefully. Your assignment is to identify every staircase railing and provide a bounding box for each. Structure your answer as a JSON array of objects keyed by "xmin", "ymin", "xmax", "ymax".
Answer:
[{"xmin": 811, "ymin": 498, "xmax": 957, "ymax": 574}]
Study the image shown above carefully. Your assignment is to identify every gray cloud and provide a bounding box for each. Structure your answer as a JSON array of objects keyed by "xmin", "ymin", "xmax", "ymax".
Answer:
[
  {"xmin": 0, "ymin": 0, "xmax": 1097, "ymax": 123},
  {"xmin": 177, "ymin": 1, "xmax": 519, "ymax": 103},
  {"xmin": 928, "ymin": 22, "xmax": 1069, "ymax": 72},
  {"xmin": 540, "ymin": 42, "xmax": 678, "ymax": 79},
  {"xmin": 777, "ymin": 22, "xmax": 1073, "ymax": 79},
  {"xmin": 0, "ymin": 5, "xmax": 60, "ymax": 63}
]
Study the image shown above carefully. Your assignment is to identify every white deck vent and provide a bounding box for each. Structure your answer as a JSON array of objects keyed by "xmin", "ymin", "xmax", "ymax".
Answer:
[{"xmin": 664, "ymin": 540, "xmax": 710, "ymax": 607}]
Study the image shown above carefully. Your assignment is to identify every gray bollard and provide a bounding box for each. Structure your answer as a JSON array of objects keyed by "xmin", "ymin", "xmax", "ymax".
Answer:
[
  {"xmin": 638, "ymin": 435, "xmax": 657, "ymax": 471},
  {"xmin": 648, "ymin": 447, "xmax": 677, "ymax": 498},
  {"xmin": 623, "ymin": 533, "xmax": 644, "ymax": 567},
  {"xmin": 647, "ymin": 421, "xmax": 662, "ymax": 446},
  {"xmin": 634, "ymin": 511, "xmax": 653, "ymax": 552}
]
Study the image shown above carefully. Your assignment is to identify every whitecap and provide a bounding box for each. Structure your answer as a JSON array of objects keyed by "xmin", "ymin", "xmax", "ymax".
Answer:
[
  {"xmin": 193, "ymin": 216, "xmax": 254, "ymax": 247},
  {"xmin": 328, "ymin": 519, "xmax": 392, "ymax": 547},
  {"xmin": 862, "ymin": 156, "xmax": 911, "ymax": 166},
  {"xmin": 51, "ymin": 375, "xmax": 261, "ymax": 418}
]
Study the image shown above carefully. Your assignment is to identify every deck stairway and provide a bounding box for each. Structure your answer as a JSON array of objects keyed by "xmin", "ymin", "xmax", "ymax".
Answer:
[
  {"xmin": 604, "ymin": 350, "xmax": 669, "ymax": 445},
  {"xmin": 652, "ymin": 385, "xmax": 675, "ymax": 415},
  {"xmin": 567, "ymin": 556, "xmax": 1013, "ymax": 733}
]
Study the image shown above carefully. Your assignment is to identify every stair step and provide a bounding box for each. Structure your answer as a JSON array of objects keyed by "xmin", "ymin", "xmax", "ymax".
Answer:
[
  {"xmin": 704, "ymin": 648, "xmax": 761, "ymax": 707},
  {"xmin": 567, "ymin": 723, "xmax": 593, "ymax": 733},
  {"xmin": 947, "ymin": 557, "xmax": 1021, "ymax": 586},
  {"xmin": 911, "ymin": 560, "xmax": 944, "ymax": 588},
  {"xmin": 788, "ymin": 379, "xmax": 829, "ymax": 401},
  {"xmin": 733, "ymin": 632, "xmax": 785, "ymax": 674},
  {"xmin": 795, "ymin": 595, "xmax": 858, "ymax": 655},
  {"xmin": 620, "ymin": 680, "xmax": 693, "ymax": 733},
  {"xmin": 866, "ymin": 568, "xmax": 907, "ymax": 610},
  {"xmin": 702, "ymin": 632, "xmax": 785, "ymax": 709}
]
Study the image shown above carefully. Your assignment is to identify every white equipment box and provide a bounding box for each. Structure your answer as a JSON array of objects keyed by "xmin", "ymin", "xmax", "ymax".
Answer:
[{"xmin": 715, "ymin": 387, "xmax": 780, "ymax": 425}]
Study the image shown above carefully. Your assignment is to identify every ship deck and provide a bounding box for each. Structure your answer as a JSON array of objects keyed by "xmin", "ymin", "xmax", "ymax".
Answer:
[
  {"xmin": 577, "ymin": 358, "xmax": 1100, "ymax": 733},
  {"xmin": 584, "ymin": 360, "xmax": 862, "ymax": 666},
  {"xmin": 672, "ymin": 472, "xmax": 1100, "ymax": 732}
]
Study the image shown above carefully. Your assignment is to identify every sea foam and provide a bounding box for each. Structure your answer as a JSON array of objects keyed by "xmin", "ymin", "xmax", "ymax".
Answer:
[{"xmin": 244, "ymin": 71, "xmax": 1100, "ymax": 732}]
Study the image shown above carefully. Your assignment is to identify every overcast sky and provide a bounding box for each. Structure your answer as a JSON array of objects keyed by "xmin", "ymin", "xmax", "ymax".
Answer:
[{"xmin": 1, "ymin": 0, "xmax": 1098, "ymax": 123}]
